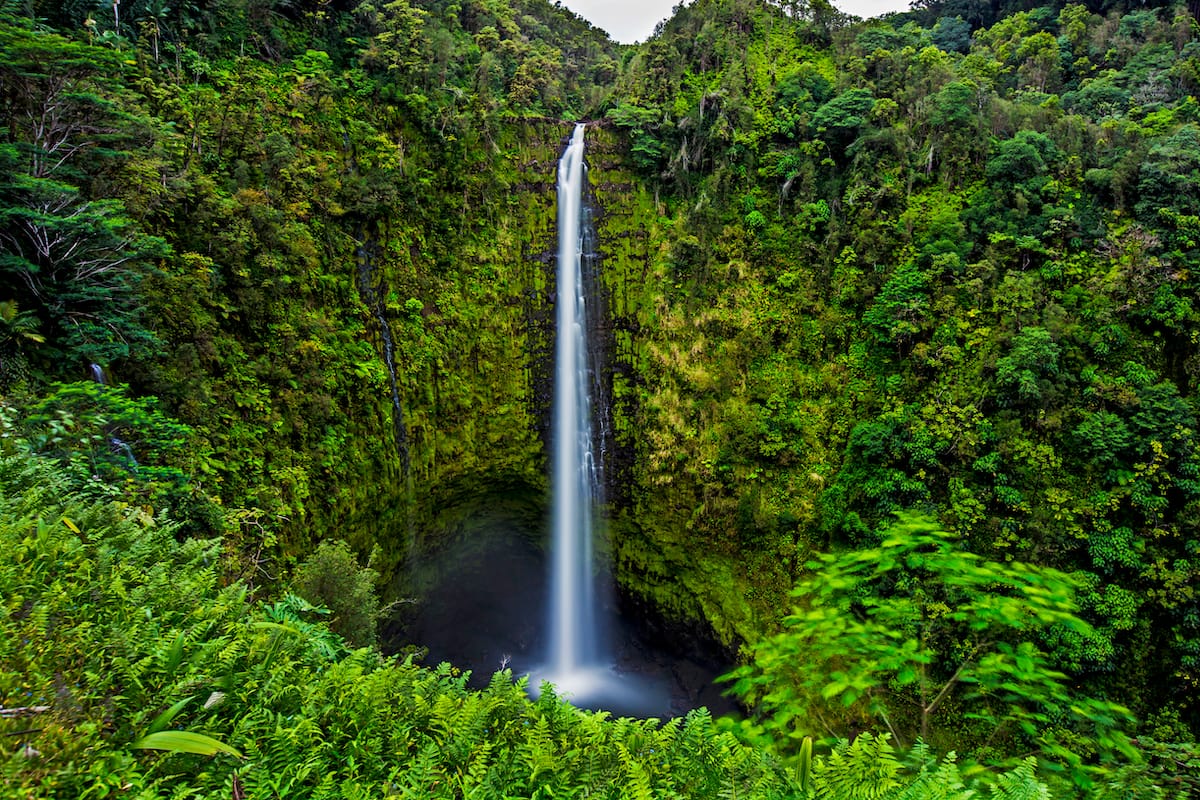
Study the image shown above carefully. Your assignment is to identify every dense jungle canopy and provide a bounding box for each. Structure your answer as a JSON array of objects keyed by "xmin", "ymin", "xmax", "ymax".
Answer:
[{"xmin": 3, "ymin": 0, "xmax": 1200, "ymax": 795}]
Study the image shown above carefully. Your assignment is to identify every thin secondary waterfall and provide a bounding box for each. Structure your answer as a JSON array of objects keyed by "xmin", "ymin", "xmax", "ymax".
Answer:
[
  {"xmin": 352, "ymin": 233, "xmax": 410, "ymax": 471},
  {"xmin": 548, "ymin": 122, "xmax": 602, "ymax": 676}
]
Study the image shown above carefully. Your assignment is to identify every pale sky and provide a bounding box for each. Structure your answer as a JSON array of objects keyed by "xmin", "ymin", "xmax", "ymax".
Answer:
[{"xmin": 559, "ymin": 0, "xmax": 914, "ymax": 45}]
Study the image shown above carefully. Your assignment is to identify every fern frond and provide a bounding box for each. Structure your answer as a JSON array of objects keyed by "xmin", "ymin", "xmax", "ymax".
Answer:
[
  {"xmin": 813, "ymin": 733, "xmax": 904, "ymax": 800},
  {"xmin": 987, "ymin": 758, "xmax": 1050, "ymax": 800}
]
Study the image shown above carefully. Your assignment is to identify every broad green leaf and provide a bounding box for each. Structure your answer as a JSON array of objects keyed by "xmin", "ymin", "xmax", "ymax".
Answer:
[{"xmin": 132, "ymin": 731, "xmax": 242, "ymax": 758}]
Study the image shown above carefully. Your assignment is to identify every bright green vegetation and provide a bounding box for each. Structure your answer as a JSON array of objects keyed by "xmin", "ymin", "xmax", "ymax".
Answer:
[
  {"xmin": 5, "ymin": 0, "xmax": 1200, "ymax": 795},
  {"xmin": 3, "ymin": 453, "xmax": 1059, "ymax": 797},
  {"xmin": 726, "ymin": 513, "xmax": 1135, "ymax": 783}
]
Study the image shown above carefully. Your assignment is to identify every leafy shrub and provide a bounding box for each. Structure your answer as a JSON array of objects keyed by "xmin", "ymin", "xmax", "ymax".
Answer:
[
  {"xmin": 294, "ymin": 539, "xmax": 381, "ymax": 648},
  {"xmin": 0, "ymin": 452, "xmax": 1073, "ymax": 798},
  {"xmin": 724, "ymin": 512, "xmax": 1133, "ymax": 784}
]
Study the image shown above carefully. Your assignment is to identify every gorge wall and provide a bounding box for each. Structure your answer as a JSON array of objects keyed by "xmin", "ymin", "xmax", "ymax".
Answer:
[{"xmin": 360, "ymin": 119, "xmax": 770, "ymax": 648}]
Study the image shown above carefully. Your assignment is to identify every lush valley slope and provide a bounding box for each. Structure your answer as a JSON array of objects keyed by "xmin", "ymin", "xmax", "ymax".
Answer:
[
  {"xmin": 3, "ymin": 0, "xmax": 1200, "ymax": 795},
  {"xmin": 605, "ymin": 0, "xmax": 1200, "ymax": 747}
]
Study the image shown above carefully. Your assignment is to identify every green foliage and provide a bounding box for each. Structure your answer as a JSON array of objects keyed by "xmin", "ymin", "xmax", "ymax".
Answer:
[
  {"xmin": 5, "ymin": 380, "xmax": 216, "ymax": 538},
  {"xmin": 986, "ymin": 132, "xmax": 1059, "ymax": 192},
  {"xmin": 813, "ymin": 89, "xmax": 877, "ymax": 147},
  {"xmin": 0, "ymin": 448, "xmax": 1069, "ymax": 799},
  {"xmin": 0, "ymin": 298, "xmax": 43, "ymax": 391},
  {"xmin": 5, "ymin": 1, "xmax": 1200, "ymax": 794},
  {"xmin": 16, "ymin": 378, "xmax": 188, "ymax": 466},
  {"xmin": 0, "ymin": 19, "xmax": 165, "ymax": 365},
  {"xmin": 726, "ymin": 513, "xmax": 1133, "ymax": 781},
  {"xmin": 601, "ymin": 0, "xmax": 1200, "ymax": 761},
  {"xmin": 995, "ymin": 327, "xmax": 1061, "ymax": 407},
  {"xmin": 611, "ymin": 103, "xmax": 670, "ymax": 174},
  {"xmin": 863, "ymin": 263, "xmax": 931, "ymax": 351},
  {"xmin": 293, "ymin": 540, "xmax": 381, "ymax": 649},
  {"xmin": 0, "ymin": 151, "xmax": 165, "ymax": 365},
  {"xmin": 1091, "ymin": 737, "xmax": 1200, "ymax": 800},
  {"xmin": 0, "ymin": 453, "xmax": 811, "ymax": 797},
  {"xmin": 131, "ymin": 730, "xmax": 244, "ymax": 758},
  {"xmin": 931, "ymin": 17, "xmax": 971, "ymax": 53}
]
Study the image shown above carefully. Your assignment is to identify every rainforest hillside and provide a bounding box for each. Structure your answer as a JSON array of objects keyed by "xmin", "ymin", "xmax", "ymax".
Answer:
[{"xmin": 3, "ymin": 0, "xmax": 1200, "ymax": 795}]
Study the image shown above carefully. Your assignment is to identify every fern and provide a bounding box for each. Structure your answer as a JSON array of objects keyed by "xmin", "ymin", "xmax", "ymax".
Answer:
[
  {"xmin": 894, "ymin": 749, "xmax": 975, "ymax": 800},
  {"xmin": 813, "ymin": 733, "xmax": 904, "ymax": 800},
  {"xmin": 456, "ymin": 737, "xmax": 495, "ymax": 797},
  {"xmin": 259, "ymin": 593, "xmax": 349, "ymax": 662},
  {"xmin": 617, "ymin": 740, "xmax": 657, "ymax": 800},
  {"xmin": 519, "ymin": 714, "xmax": 560, "ymax": 785},
  {"xmin": 0, "ymin": 453, "xmax": 1069, "ymax": 800},
  {"xmin": 988, "ymin": 759, "xmax": 1050, "ymax": 800}
]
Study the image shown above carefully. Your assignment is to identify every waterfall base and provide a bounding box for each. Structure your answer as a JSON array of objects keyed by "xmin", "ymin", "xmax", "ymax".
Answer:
[
  {"xmin": 526, "ymin": 665, "xmax": 670, "ymax": 717},
  {"xmin": 388, "ymin": 501, "xmax": 737, "ymax": 719}
]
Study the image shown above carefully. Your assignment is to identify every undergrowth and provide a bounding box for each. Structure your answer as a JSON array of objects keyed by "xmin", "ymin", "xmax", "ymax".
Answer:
[{"xmin": 0, "ymin": 452, "xmax": 1053, "ymax": 798}]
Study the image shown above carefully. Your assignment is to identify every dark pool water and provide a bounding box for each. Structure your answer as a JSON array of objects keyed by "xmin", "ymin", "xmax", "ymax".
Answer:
[{"xmin": 389, "ymin": 520, "xmax": 738, "ymax": 719}]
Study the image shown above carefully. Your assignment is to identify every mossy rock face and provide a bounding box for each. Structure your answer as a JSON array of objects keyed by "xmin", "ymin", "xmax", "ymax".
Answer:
[
  {"xmin": 350, "ymin": 119, "xmax": 780, "ymax": 651},
  {"xmin": 586, "ymin": 123, "xmax": 788, "ymax": 648},
  {"xmin": 382, "ymin": 475, "xmax": 547, "ymax": 604},
  {"xmin": 344, "ymin": 120, "xmax": 569, "ymax": 578}
]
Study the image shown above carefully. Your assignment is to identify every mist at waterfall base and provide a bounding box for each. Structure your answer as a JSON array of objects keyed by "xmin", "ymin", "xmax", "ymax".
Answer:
[
  {"xmin": 397, "ymin": 513, "xmax": 738, "ymax": 718},
  {"xmin": 396, "ymin": 126, "xmax": 737, "ymax": 718}
]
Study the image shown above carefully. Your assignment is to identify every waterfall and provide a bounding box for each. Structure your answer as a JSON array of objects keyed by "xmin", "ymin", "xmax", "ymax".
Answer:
[
  {"xmin": 548, "ymin": 123, "xmax": 602, "ymax": 676},
  {"xmin": 531, "ymin": 124, "xmax": 667, "ymax": 714},
  {"xmin": 354, "ymin": 238, "xmax": 411, "ymax": 472},
  {"xmin": 109, "ymin": 437, "xmax": 139, "ymax": 473}
]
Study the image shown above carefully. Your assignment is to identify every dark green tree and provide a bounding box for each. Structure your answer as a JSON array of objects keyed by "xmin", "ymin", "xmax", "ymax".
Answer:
[
  {"xmin": 0, "ymin": 158, "xmax": 166, "ymax": 364},
  {"xmin": 995, "ymin": 327, "xmax": 1061, "ymax": 407},
  {"xmin": 812, "ymin": 88, "xmax": 876, "ymax": 152}
]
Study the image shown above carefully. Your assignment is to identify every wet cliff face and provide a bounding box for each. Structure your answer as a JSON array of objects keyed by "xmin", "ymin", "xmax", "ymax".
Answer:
[
  {"xmin": 365, "ymin": 120, "xmax": 778, "ymax": 655},
  {"xmin": 368, "ymin": 120, "xmax": 608, "ymax": 592},
  {"xmin": 354, "ymin": 120, "xmax": 566, "ymax": 590},
  {"xmin": 586, "ymin": 124, "xmax": 786, "ymax": 649}
]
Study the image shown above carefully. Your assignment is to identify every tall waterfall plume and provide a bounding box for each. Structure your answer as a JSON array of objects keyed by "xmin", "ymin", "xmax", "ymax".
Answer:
[
  {"xmin": 534, "ymin": 124, "xmax": 666, "ymax": 714},
  {"xmin": 548, "ymin": 122, "xmax": 603, "ymax": 676}
]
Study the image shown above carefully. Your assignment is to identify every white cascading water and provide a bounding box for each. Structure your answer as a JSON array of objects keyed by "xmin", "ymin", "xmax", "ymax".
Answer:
[
  {"xmin": 533, "ymin": 124, "xmax": 666, "ymax": 714},
  {"xmin": 548, "ymin": 122, "xmax": 601, "ymax": 677}
]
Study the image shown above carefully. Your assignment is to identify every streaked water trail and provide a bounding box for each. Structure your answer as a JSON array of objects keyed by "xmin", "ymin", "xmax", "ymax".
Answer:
[{"xmin": 548, "ymin": 122, "xmax": 599, "ymax": 675}]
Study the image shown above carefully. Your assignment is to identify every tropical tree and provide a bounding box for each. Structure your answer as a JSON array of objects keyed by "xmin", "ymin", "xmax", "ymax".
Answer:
[
  {"xmin": 0, "ymin": 164, "xmax": 166, "ymax": 363},
  {"xmin": 726, "ymin": 513, "xmax": 1133, "ymax": 781},
  {"xmin": 0, "ymin": 17, "xmax": 166, "ymax": 365}
]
